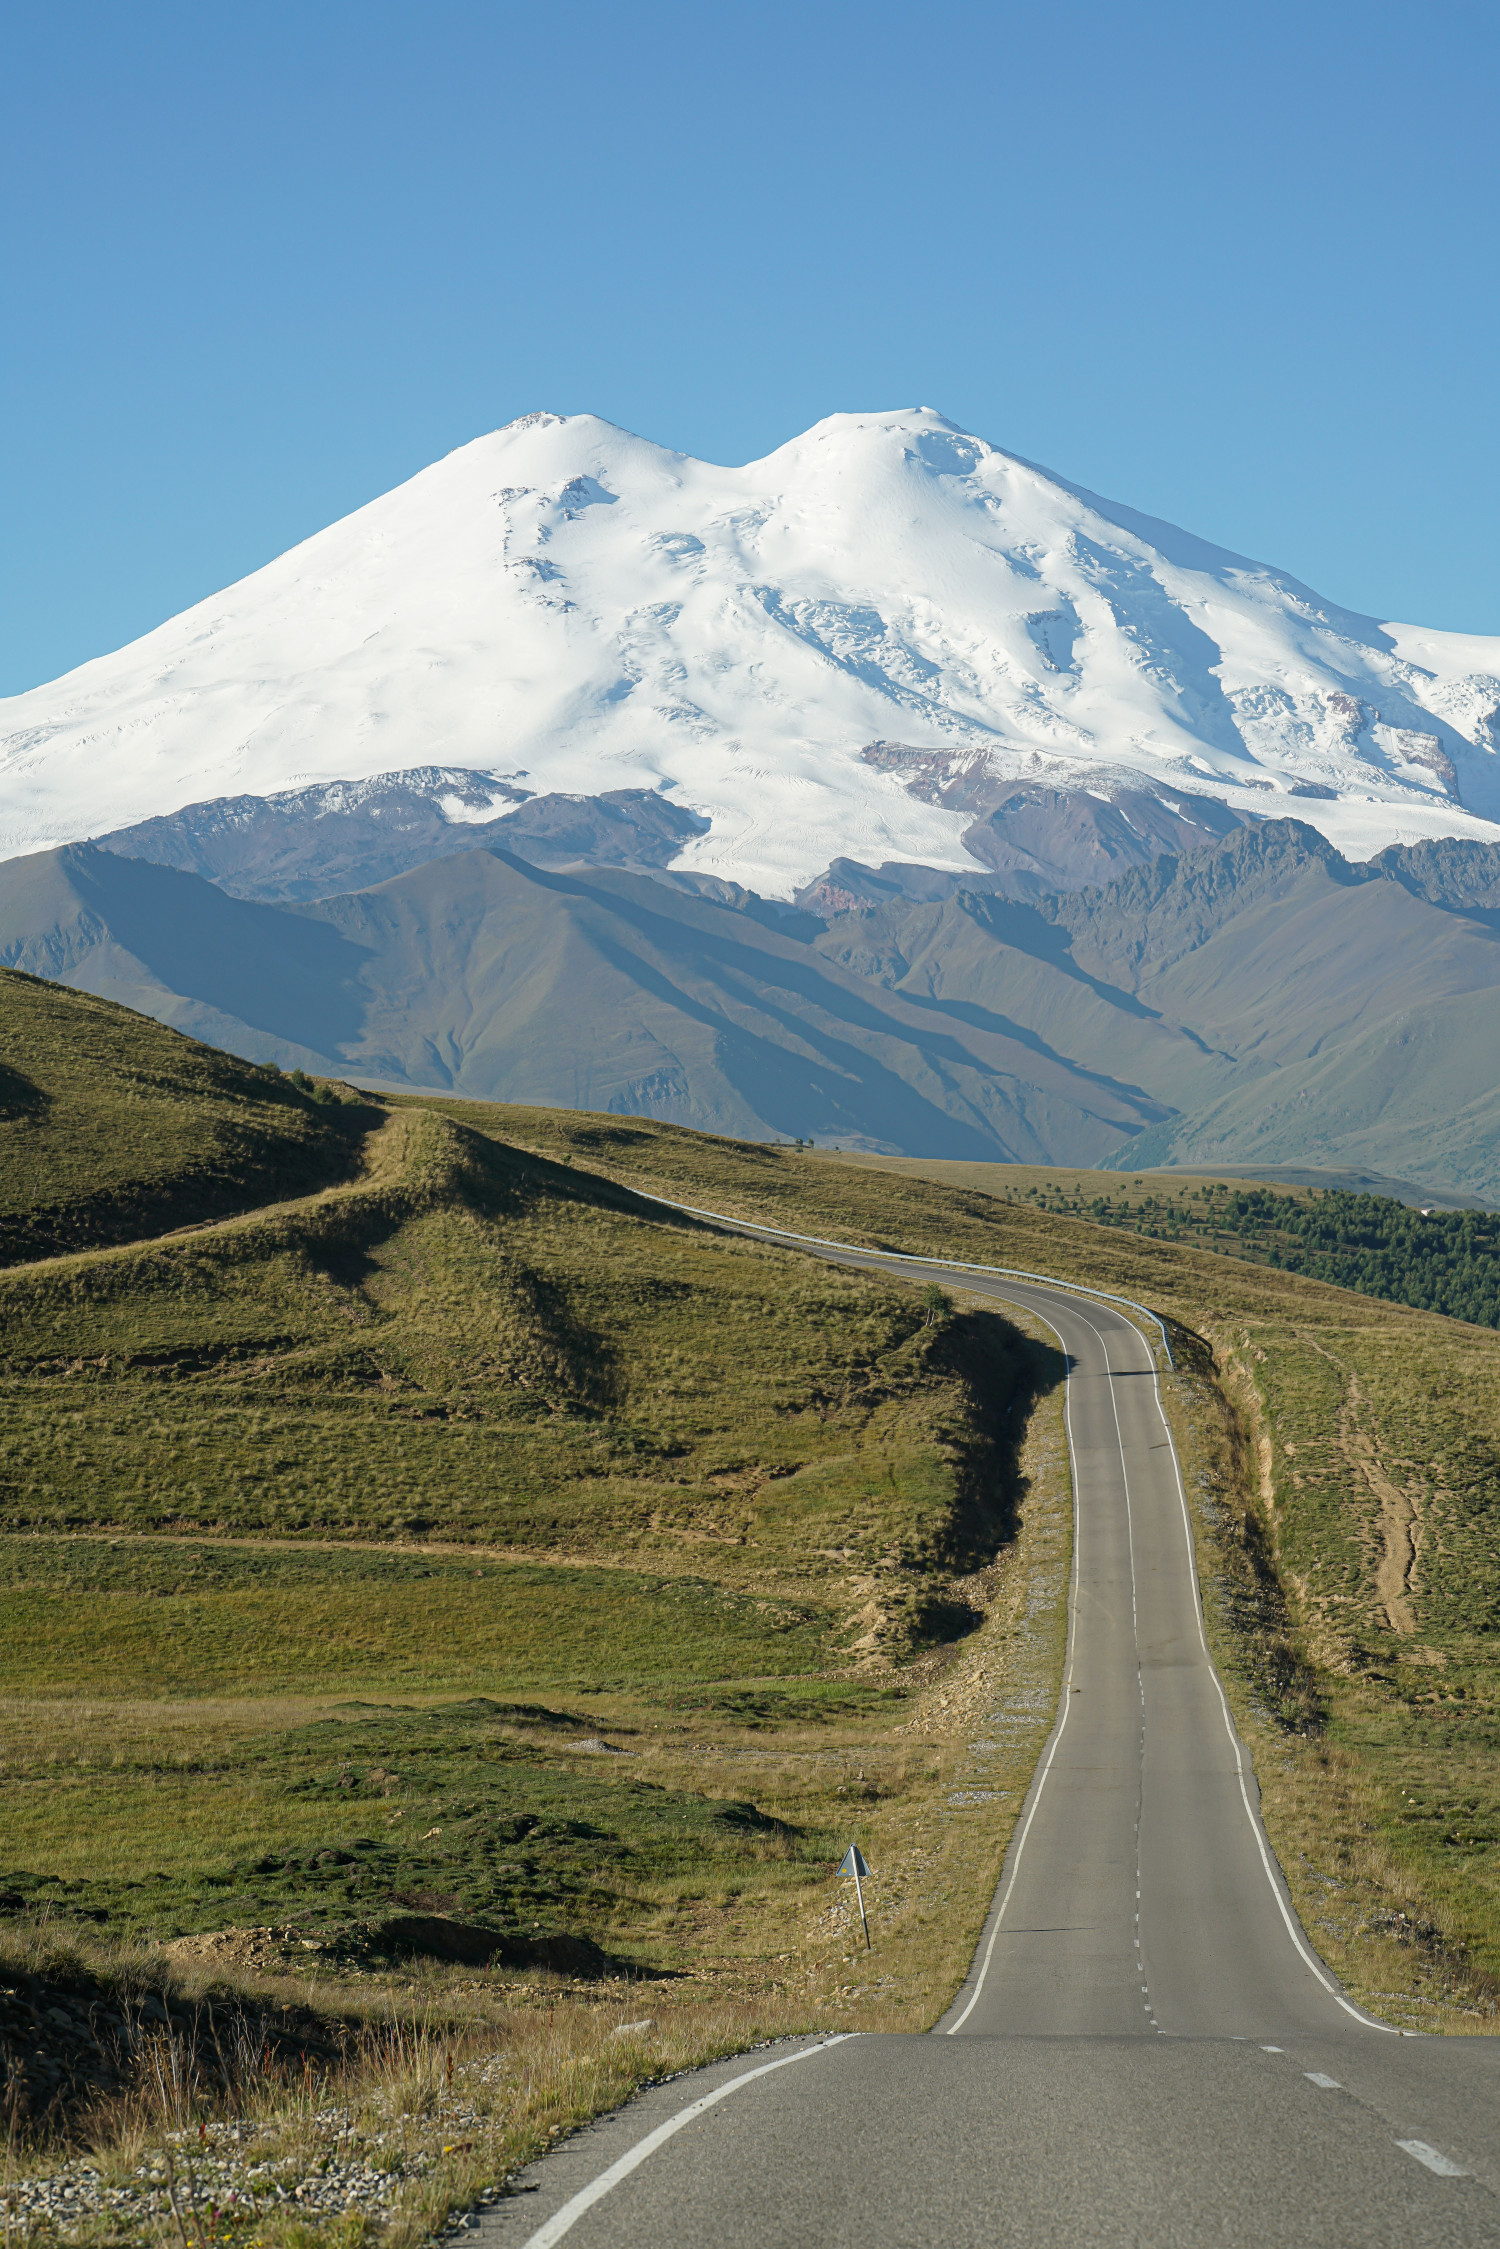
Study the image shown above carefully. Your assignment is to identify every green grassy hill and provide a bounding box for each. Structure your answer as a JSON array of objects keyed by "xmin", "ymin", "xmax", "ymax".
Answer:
[
  {"xmin": 0, "ymin": 967, "xmax": 359, "ymax": 1266},
  {"xmin": 0, "ymin": 1097, "xmax": 1030, "ymax": 1625},
  {"xmin": 1, "ymin": 980, "xmax": 1061, "ymax": 2075},
  {"xmin": 5, "ymin": 976, "xmax": 1500, "ymax": 2173},
  {"xmin": 416, "ymin": 1097, "xmax": 1500, "ymax": 2020}
]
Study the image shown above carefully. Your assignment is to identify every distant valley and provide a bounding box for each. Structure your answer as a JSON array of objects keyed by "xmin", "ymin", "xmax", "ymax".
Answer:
[{"xmin": 5, "ymin": 807, "xmax": 1500, "ymax": 1199}]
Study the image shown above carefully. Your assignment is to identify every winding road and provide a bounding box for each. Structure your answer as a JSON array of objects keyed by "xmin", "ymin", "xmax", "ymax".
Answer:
[{"xmin": 484, "ymin": 1224, "xmax": 1500, "ymax": 2247}]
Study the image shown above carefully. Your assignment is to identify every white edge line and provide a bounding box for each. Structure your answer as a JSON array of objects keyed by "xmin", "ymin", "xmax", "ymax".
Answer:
[
  {"xmin": 1144, "ymin": 1326, "xmax": 1401, "ymax": 2034},
  {"xmin": 944, "ymin": 1297, "xmax": 1080, "ymax": 2034},
  {"xmin": 647, "ymin": 1188, "xmax": 1400, "ymax": 2040},
  {"xmin": 635, "ymin": 1188, "xmax": 1397, "ymax": 2037},
  {"xmin": 518, "ymin": 2036, "xmax": 859, "ymax": 2247},
  {"xmin": 630, "ymin": 1193, "xmax": 1175, "ymax": 1365},
  {"xmin": 956, "ymin": 1289, "xmax": 1396, "ymax": 2038},
  {"xmin": 993, "ymin": 1285, "xmax": 1397, "ymax": 2037}
]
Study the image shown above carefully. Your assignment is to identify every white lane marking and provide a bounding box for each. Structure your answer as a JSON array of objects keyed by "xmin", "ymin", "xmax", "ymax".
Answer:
[
  {"xmin": 1304, "ymin": 2071, "xmax": 1342, "ymax": 2089},
  {"xmin": 974, "ymin": 1287, "xmax": 1396, "ymax": 2037},
  {"xmin": 1093, "ymin": 1317, "xmax": 1152, "ymax": 2027},
  {"xmin": 945, "ymin": 1291, "xmax": 1162, "ymax": 2036},
  {"xmin": 944, "ymin": 1299, "xmax": 1084, "ymax": 2035},
  {"xmin": 1397, "ymin": 2139, "xmax": 1470, "ymax": 2177},
  {"xmin": 517, "ymin": 2038, "xmax": 859, "ymax": 2247},
  {"xmin": 1140, "ymin": 1322, "xmax": 1401, "ymax": 2037},
  {"xmin": 1260, "ymin": 2044, "xmax": 1284, "ymax": 2052},
  {"xmin": 628, "ymin": 1194, "xmax": 1176, "ymax": 1362},
  {"xmin": 663, "ymin": 1215, "xmax": 1397, "ymax": 2041}
]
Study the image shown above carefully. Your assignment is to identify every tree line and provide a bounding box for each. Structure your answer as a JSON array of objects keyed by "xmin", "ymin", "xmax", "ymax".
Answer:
[{"xmin": 1149, "ymin": 1185, "xmax": 1500, "ymax": 1328}]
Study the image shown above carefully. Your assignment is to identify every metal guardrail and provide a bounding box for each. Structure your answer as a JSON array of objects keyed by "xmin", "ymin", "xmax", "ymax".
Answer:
[{"xmin": 632, "ymin": 1190, "xmax": 1176, "ymax": 1368}]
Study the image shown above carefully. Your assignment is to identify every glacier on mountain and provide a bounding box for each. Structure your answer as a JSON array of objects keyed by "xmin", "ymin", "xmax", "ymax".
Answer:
[{"xmin": 3, "ymin": 407, "xmax": 1499, "ymax": 895}]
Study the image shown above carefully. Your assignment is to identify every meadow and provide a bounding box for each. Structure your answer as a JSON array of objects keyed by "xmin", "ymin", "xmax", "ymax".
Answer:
[
  {"xmin": 0, "ymin": 972, "xmax": 358, "ymax": 1267},
  {"xmin": 0, "ymin": 971, "xmax": 1074, "ymax": 2244},
  {"xmin": 1, "ymin": 1378, "xmax": 1072, "ymax": 2247},
  {"xmin": 6, "ymin": 975, "xmax": 1500, "ymax": 2246},
  {"xmin": 435, "ymin": 1100, "xmax": 1500, "ymax": 2027},
  {"xmin": 0, "ymin": 1108, "xmax": 1035, "ymax": 1642}
]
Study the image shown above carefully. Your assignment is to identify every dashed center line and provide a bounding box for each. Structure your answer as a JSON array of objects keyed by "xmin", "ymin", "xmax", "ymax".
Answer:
[
  {"xmin": 1262, "ymin": 2061, "xmax": 1469, "ymax": 2180},
  {"xmin": 1397, "ymin": 2140, "xmax": 1469, "ymax": 2178}
]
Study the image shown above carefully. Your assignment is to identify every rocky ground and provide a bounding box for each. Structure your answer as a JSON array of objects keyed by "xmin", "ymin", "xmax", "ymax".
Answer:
[
  {"xmin": 3, "ymin": 2087, "xmax": 515, "ymax": 2237},
  {"xmin": 0, "ymin": 1928, "xmax": 688, "ymax": 2246}
]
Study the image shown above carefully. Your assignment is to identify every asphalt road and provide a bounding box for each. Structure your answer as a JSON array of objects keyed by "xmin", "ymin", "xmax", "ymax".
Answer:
[{"xmin": 481, "ymin": 1222, "xmax": 1500, "ymax": 2246}]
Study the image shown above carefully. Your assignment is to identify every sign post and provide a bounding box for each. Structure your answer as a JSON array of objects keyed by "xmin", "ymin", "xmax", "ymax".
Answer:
[{"xmin": 837, "ymin": 1843, "xmax": 872, "ymax": 1950}]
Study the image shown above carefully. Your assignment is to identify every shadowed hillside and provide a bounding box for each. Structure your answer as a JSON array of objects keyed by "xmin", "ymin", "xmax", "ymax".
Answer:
[
  {"xmin": 1, "ymin": 984, "xmax": 1067, "ymax": 2079},
  {"xmin": 0, "ymin": 843, "xmax": 1169, "ymax": 1161},
  {"xmin": 0, "ymin": 990, "xmax": 1039, "ymax": 1654},
  {"xmin": 0, "ymin": 967, "xmax": 361, "ymax": 1266},
  {"xmin": 8, "ymin": 821, "xmax": 1500, "ymax": 1192}
]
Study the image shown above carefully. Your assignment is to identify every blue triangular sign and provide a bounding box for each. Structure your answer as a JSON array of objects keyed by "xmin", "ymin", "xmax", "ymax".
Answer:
[{"xmin": 837, "ymin": 1844, "xmax": 871, "ymax": 1877}]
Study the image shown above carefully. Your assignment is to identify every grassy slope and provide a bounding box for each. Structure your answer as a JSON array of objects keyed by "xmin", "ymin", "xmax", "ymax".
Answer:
[
  {"xmin": 422, "ymin": 1099, "xmax": 1500, "ymax": 2027},
  {"xmin": 1, "ymin": 987, "xmax": 1069, "ymax": 2165},
  {"xmin": 6, "ymin": 984, "xmax": 1498, "ymax": 2228},
  {"xmin": 0, "ymin": 967, "xmax": 358, "ymax": 1265},
  {"xmin": 0, "ymin": 1103, "xmax": 1033, "ymax": 1626},
  {"xmin": 0, "ymin": 1378, "xmax": 1071, "ymax": 2241}
]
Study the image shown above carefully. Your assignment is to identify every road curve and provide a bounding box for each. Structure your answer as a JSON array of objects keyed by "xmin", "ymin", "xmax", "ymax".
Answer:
[
  {"xmin": 482, "ymin": 1226, "xmax": 1500, "ymax": 2247},
  {"xmin": 930, "ymin": 1270, "xmax": 1373, "ymax": 2042}
]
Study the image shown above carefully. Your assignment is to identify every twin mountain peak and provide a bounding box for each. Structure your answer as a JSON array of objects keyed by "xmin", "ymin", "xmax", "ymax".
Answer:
[{"xmin": 4, "ymin": 408, "xmax": 1500, "ymax": 1197}]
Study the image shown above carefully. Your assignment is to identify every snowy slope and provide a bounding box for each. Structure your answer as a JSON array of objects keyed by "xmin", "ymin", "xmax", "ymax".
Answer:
[{"xmin": 4, "ymin": 407, "xmax": 1500, "ymax": 895}]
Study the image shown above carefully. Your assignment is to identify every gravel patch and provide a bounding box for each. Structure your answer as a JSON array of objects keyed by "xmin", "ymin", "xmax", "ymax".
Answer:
[{"xmin": 2, "ymin": 2067, "xmax": 518, "ymax": 2240}]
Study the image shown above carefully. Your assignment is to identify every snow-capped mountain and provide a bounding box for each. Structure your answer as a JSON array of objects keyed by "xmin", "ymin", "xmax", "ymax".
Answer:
[{"xmin": 4, "ymin": 407, "xmax": 1500, "ymax": 896}]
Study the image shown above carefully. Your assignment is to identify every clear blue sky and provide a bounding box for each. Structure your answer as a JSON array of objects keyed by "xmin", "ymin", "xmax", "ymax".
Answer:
[{"xmin": 5, "ymin": 0, "xmax": 1499, "ymax": 695}]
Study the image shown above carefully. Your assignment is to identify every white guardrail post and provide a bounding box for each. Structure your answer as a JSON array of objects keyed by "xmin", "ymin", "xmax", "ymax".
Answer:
[{"xmin": 631, "ymin": 1190, "xmax": 1176, "ymax": 1369}]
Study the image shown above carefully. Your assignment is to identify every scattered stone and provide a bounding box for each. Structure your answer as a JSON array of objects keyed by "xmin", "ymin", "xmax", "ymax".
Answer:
[{"xmin": 160, "ymin": 1923, "xmax": 307, "ymax": 1972}]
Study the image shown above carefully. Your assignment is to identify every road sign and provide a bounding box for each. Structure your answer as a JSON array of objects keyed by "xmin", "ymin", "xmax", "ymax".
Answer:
[{"xmin": 837, "ymin": 1843, "xmax": 872, "ymax": 1948}]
